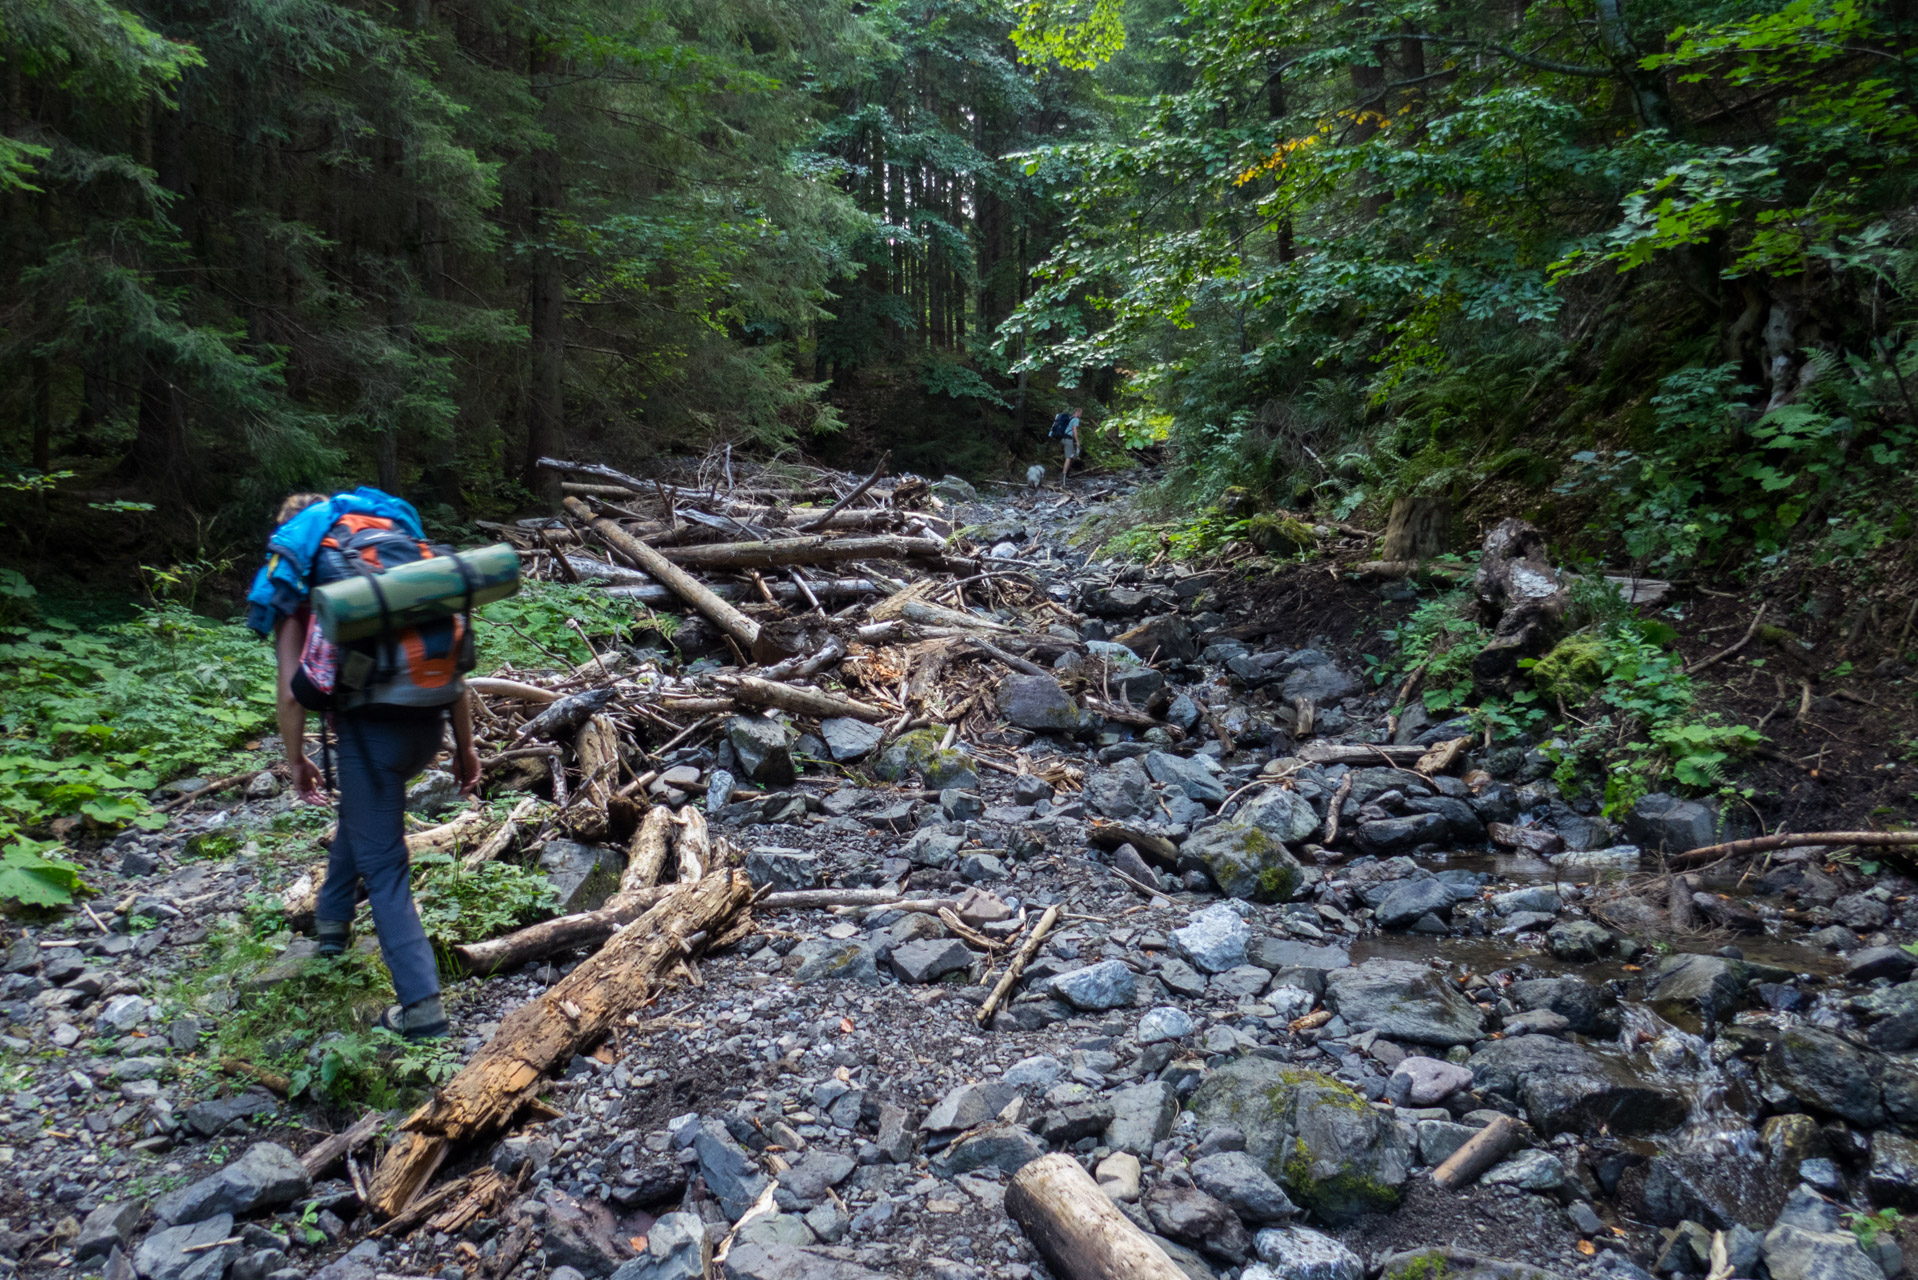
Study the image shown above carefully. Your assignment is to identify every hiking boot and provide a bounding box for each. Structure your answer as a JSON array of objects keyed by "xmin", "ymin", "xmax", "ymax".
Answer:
[
  {"xmin": 379, "ymin": 995, "xmax": 449, "ymax": 1042},
  {"xmin": 315, "ymin": 919, "xmax": 351, "ymax": 959}
]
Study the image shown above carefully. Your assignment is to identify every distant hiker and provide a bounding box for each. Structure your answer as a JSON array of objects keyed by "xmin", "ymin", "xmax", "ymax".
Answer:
[
  {"xmin": 1060, "ymin": 405, "xmax": 1083, "ymax": 481},
  {"xmin": 245, "ymin": 488, "xmax": 483, "ymax": 1041}
]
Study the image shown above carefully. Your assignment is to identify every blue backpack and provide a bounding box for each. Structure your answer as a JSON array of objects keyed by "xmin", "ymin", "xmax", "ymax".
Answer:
[{"xmin": 1048, "ymin": 411, "xmax": 1074, "ymax": 440}]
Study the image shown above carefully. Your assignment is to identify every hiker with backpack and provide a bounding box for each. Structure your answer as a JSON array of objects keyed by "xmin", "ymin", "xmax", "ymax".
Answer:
[
  {"xmin": 245, "ymin": 488, "xmax": 511, "ymax": 1041},
  {"xmin": 1048, "ymin": 405, "xmax": 1084, "ymax": 481}
]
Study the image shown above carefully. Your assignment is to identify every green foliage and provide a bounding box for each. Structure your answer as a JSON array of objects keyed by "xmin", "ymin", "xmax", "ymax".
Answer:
[
  {"xmin": 410, "ymin": 852, "xmax": 559, "ymax": 952},
  {"xmin": 1100, "ymin": 508, "xmax": 1254, "ymax": 561},
  {"xmin": 1848, "ymin": 1207, "xmax": 1905, "ymax": 1250},
  {"xmin": 476, "ymin": 581, "xmax": 674, "ymax": 672},
  {"xmin": 1380, "ymin": 590, "xmax": 1481, "ymax": 713},
  {"xmin": 0, "ymin": 837, "xmax": 91, "ymax": 909},
  {"xmin": 0, "ymin": 600, "xmax": 275, "ymax": 847}
]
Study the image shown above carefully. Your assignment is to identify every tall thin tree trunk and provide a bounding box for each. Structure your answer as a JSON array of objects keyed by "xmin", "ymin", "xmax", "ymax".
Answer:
[{"xmin": 522, "ymin": 38, "xmax": 565, "ymax": 509}]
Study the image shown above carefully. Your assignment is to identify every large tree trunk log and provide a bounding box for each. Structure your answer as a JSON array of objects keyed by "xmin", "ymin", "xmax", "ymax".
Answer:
[
  {"xmin": 1296, "ymin": 742, "xmax": 1427, "ymax": 765},
  {"xmin": 369, "ymin": 869, "xmax": 755, "ymax": 1217},
  {"xmin": 564, "ymin": 497, "xmax": 787, "ymax": 664},
  {"xmin": 1380, "ymin": 495, "xmax": 1451, "ymax": 562},
  {"xmin": 449, "ymin": 885, "xmax": 677, "ymax": 975},
  {"xmin": 1005, "ymin": 1153, "xmax": 1188, "ymax": 1280},
  {"xmin": 624, "ymin": 806, "xmax": 676, "ymax": 891},
  {"xmin": 660, "ymin": 534, "xmax": 950, "ymax": 570},
  {"xmin": 725, "ymin": 676, "xmax": 889, "ymax": 723},
  {"xmin": 569, "ymin": 714, "xmax": 622, "ymax": 842}
]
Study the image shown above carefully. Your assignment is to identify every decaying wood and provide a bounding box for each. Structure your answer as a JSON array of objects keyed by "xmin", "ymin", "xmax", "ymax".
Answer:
[
  {"xmin": 726, "ymin": 675, "xmax": 890, "ymax": 723},
  {"xmin": 464, "ymin": 797, "xmax": 543, "ymax": 868},
  {"xmin": 1673, "ymin": 830, "xmax": 1918, "ymax": 865},
  {"xmin": 1380, "ymin": 495, "xmax": 1451, "ymax": 562},
  {"xmin": 302, "ymin": 1110, "xmax": 384, "ymax": 1178},
  {"xmin": 977, "ymin": 904, "xmax": 1060, "ymax": 1026},
  {"xmin": 1415, "ymin": 736, "xmax": 1472, "ymax": 775},
  {"xmin": 673, "ymin": 806, "xmax": 711, "ymax": 883},
  {"xmin": 564, "ymin": 496, "xmax": 787, "ymax": 664},
  {"xmin": 157, "ymin": 770, "xmax": 255, "ymax": 812},
  {"xmin": 1322, "ymin": 773, "xmax": 1355, "ymax": 845},
  {"xmin": 1297, "ymin": 742, "xmax": 1427, "ymax": 765},
  {"xmin": 450, "ymin": 886, "xmax": 678, "ymax": 975},
  {"xmin": 1668, "ymin": 875, "xmax": 1700, "ymax": 932},
  {"xmin": 467, "ymin": 678, "xmax": 562, "ymax": 704},
  {"xmin": 624, "ymin": 806, "xmax": 677, "ymax": 891},
  {"xmin": 569, "ymin": 714, "xmax": 622, "ymax": 841},
  {"xmin": 662, "ymin": 534, "xmax": 950, "ymax": 570},
  {"xmin": 1432, "ymin": 1115, "xmax": 1524, "ymax": 1190},
  {"xmin": 1086, "ymin": 824, "xmax": 1178, "ymax": 866},
  {"xmin": 368, "ymin": 868, "xmax": 756, "ymax": 1217},
  {"xmin": 1005, "ymin": 1153, "xmax": 1189, "ymax": 1280},
  {"xmin": 796, "ymin": 451, "xmax": 889, "ymax": 532}
]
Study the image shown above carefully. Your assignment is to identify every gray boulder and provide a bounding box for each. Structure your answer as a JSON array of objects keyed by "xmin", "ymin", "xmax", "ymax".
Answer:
[
  {"xmin": 1085, "ymin": 758, "xmax": 1151, "ymax": 819},
  {"xmin": 1373, "ymin": 878, "xmax": 1453, "ymax": 930},
  {"xmin": 1323, "ymin": 959, "xmax": 1485, "ymax": 1047},
  {"xmin": 182, "ymin": 1091, "xmax": 277, "ymax": 1137},
  {"xmin": 1188, "ymin": 1058, "xmax": 1410, "ymax": 1223},
  {"xmin": 1869, "ymin": 1133, "xmax": 1918, "ymax": 1210},
  {"xmin": 789, "ymin": 938, "xmax": 882, "ymax": 985},
  {"xmin": 1282, "ymin": 664, "xmax": 1357, "ymax": 703},
  {"xmin": 1764, "ymin": 1224, "xmax": 1884, "ymax": 1280},
  {"xmin": 888, "ymin": 938, "xmax": 972, "ymax": 985},
  {"xmin": 1624, "ymin": 793, "xmax": 1720, "ymax": 854},
  {"xmin": 134, "ymin": 1216, "xmax": 238, "ymax": 1280},
  {"xmin": 923, "ymin": 1081, "xmax": 1015, "ymax": 1132},
  {"xmin": 1105, "ymin": 1081, "xmax": 1179, "ymax": 1155},
  {"xmin": 75, "ymin": 1200, "xmax": 145, "ymax": 1262},
  {"xmin": 1190, "ymin": 1150, "xmax": 1298, "ymax": 1225},
  {"xmin": 1050, "ymin": 960, "xmax": 1138, "ymax": 1011},
  {"xmin": 1386, "ymin": 1057, "xmax": 1472, "ymax": 1107},
  {"xmin": 1239, "ymin": 789, "xmax": 1323, "ymax": 843},
  {"xmin": 693, "ymin": 1119, "xmax": 771, "ymax": 1219},
  {"xmin": 1467, "ymin": 1035, "xmax": 1686, "ymax": 1137},
  {"xmin": 1645, "ymin": 953, "xmax": 1751, "ymax": 1021},
  {"xmin": 1173, "ymin": 904, "xmax": 1251, "ymax": 973},
  {"xmin": 1147, "ymin": 752, "xmax": 1226, "ymax": 806},
  {"xmin": 727, "ymin": 715, "xmax": 796, "ymax": 786},
  {"xmin": 609, "ymin": 1212, "xmax": 709, "ymax": 1280},
  {"xmin": 536, "ymin": 840, "xmax": 625, "ymax": 915},
  {"xmin": 1507, "ymin": 977, "xmax": 1619, "ymax": 1037},
  {"xmin": 999, "ymin": 673, "xmax": 1086, "ymax": 733},
  {"xmin": 744, "ymin": 847, "xmax": 817, "ymax": 893},
  {"xmin": 1760, "ymin": 1024, "xmax": 1890, "ymax": 1128},
  {"xmin": 1546, "ymin": 920, "xmax": 1612, "ymax": 962},
  {"xmin": 153, "ymin": 1142, "xmax": 310, "ymax": 1226},
  {"xmin": 929, "ymin": 1123, "xmax": 1046, "ymax": 1177},
  {"xmin": 1145, "ymin": 1183, "xmax": 1251, "ymax": 1264},
  {"xmin": 721, "ymin": 1244, "xmax": 891, "ymax": 1280},
  {"xmin": 1251, "ymin": 1227, "xmax": 1363, "ymax": 1280},
  {"xmin": 1182, "ymin": 821, "xmax": 1308, "ymax": 901},
  {"xmin": 817, "ymin": 718, "xmax": 883, "ymax": 763}
]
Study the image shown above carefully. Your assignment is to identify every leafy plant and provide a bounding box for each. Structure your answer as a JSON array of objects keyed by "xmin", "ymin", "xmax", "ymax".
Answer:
[
  {"xmin": 0, "ymin": 837, "xmax": 91, "ymax": 909},
  {"xmin": 477, "ymin": 581, "xmax": 672, "ymax": 671},
  {"xmin": 411, "ymin": 852, "xmax": 559, "ymax": 952},
  {"xmin": 1849, "ymin": 1207, "xmax": 1904, "ymax": 1250}
]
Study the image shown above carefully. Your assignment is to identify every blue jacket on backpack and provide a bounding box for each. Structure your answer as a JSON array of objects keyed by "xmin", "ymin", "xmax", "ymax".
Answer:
[{"xmin": 244, "ymin": 488, "xmax": 427, "ymax": 638}]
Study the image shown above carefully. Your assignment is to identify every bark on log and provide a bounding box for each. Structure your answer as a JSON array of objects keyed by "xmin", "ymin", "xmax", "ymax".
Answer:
[
  {"xmin": 977, "ymin": 904, "xmax": 1061, "ymax": 1027},
  {"xmin": 1415, "ymin": 737, "xmax": 1472, "ymax": 775},
  {"xmin": 369, "ymin": 869, "xmax": 755, "ymax": 1217},
  {"xmin": 726, "ymin": 676, "xmax": 889, "ymax": 723},
  {"xmin": 600, "ymin": 579, "xmax": 878, "ymax": 607},
  {"xmin": 1380, "ymin": 495, "xmax": 1451, "ymax": 562},
  {"xmin": 1668, "ymin": 875, "xmax": 1700, "ymax": 932},
  {"xmin": 660, "ymin": 534, "xmax": 951, "ymax": 570},
  {"xmin": 672, "ymin": 806, "xmax": 710, "ymax": 884},
  {"xmin": 570, "ymin": 714, "xmax": 622, "ymax": 842},
  {"xmin": 1297, "ymin": 742, "xmax": 1427, "ymax": 765},
  {"xmin": 449, "ymin": 886, "xmax": 678, "ymax": 975},
  {"xmin": 464, "ymin": 797, "xmax": 543, "ymax": 868},
  {"xmin": 1671, "ymin": 830, "xmax": 1918, "ymax": 865},
  {"xmin": 564, "ymin": 497, "xmax": 787, "ymax": 664},
  {"xmin": 1004, "ymin": 1153, "xmax": 1189, "ymax": 1280},
  {"xmin": 624, "ymin": 807, "xmax": 676, "ymax": 891},
  {"xmin": 302, "ymin": 1110, "xmax": 382, "ymax": 1179},
  {"xmin": 1432, "ymin": 1115, "xmax": 1524, "ymax": 1190},
  {"xmin": 467, "ymin": 678, "xmax": 563, "ymax": 704}
]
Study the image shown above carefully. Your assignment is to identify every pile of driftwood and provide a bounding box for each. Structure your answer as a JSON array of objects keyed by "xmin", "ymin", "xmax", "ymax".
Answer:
[{"xmin": 308, "ymin": 455, "xmax": 1142, "ymax": 1225}]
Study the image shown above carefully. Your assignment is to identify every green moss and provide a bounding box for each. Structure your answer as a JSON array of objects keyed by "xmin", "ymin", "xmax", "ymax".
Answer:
[
  {"xmin": 184, "ymin": 830, "xmax": 243, "ymax": 861},
  {"xmin": 1254, "ymin": 862, "xmax": 1298, "ymax": 902},
  {"xmin": 1529, "ymin": 634, "xmax": 1607, "ymax": 702},
  {"xmin": 1246, "ymin": 513, "xmax": 1317, "ymax": 555},
  {"xmin": 1386, "ymin": 1253, "xmax": 1451, "ymax": 1280}
]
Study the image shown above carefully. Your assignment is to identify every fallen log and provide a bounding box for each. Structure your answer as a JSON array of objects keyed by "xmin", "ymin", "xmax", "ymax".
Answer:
[
  {"xmin": 726, "ymin": 675, "xmax": 890, "ymax": 723},
  {"xmin": 1672, "ymin": 830, "xmax": 1918, "ymax": 866},
  {"xmin": 467, "ymin": 678, "xmax": 563, "ymax": 704},
  {"xmin": 977, "ymin": 903, "xmax": 1060, "ymax": 1027},
  {"xmin": 302, "ymin": 1110, "xmax": 382, "ymax": 1179},
  {"xmin": 564, "ymin": 497, "xmax": 787, "ymax": 664},
  {"xmin": 449, "ymin": 885, "xmax": 678, "ymax": 975},
  {"xmin": 1296, "ymin": 742, "xmax": 1427, "ymax": 765},
  {"xmin": 661, "ymin": 534, "xmax": 952, "ymax": 570},
  {"xmin": 601, "ymin": 579, "xmax": 879, "ymax": 607},
  {"xmin": 369, "ymin": 867, "xmax": 755, "ymax": 1217},
  {"xmin": 624, "ymin": 806, "xmax": 676, "ymax": 891},
  {"xmin": 795, "ymin": 451, "xmax": 889, "ymax": 532},
  {"xmin": 569, "ymin": 714, "xmax": 622, "ymax": 842},
  {"xmin": 1432, "ymin": 1114, "xmax": 1524, "ymax": 1190},
  {"xmin": 1005, "ymin": 1153, "xmax": 1188, "ymax": 1280},
  {"xmin": 1415, "ymin": 736, "xmax": 1472, "ymax": 775},
  {"xmin": 463, "ymin": 797, "xmax": 544, "ymax": 868},
  {"xmin": 759, "ymin": 635, "xmax": 848, "ymax": 683}
]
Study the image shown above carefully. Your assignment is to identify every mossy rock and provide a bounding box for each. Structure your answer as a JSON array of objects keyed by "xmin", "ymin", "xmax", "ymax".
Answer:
[
  {"xmin": 184, "ymin": 830, "xmax": 243, "ymax": 861},
  {"xmin": 1217, "ymin": 487, "xmax": 1254, "ymax": 517},
  {"xmin": 873, "ymin": 728, "xmax": 943, "ymax": 782},
  {"xmin": 1528, "ymin": 633, "xmax": 1607, "ymax": 702},
  {"xmin": 1180, "ymin": 820, "xmax": 1305, "ymax": 902},
  {"xmin": 1188, "ymin": 1057, "xmax": 1410, "ymax": 1225},
  {"xmin": 1246, "ymin": 513, "xmax": 1318, "ymax": 555}
]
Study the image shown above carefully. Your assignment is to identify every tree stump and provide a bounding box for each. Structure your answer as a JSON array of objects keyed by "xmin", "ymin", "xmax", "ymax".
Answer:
[{"xmin": 1380, "ymin": 496, "xmax": 1451, "ymax": 562}]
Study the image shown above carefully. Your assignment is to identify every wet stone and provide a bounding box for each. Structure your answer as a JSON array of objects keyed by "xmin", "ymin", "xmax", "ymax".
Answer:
[
  {"xmin": 1049, "ymin": 960, "xmax": 1138, "ymax": 1011},
  {"xmin": 1250, "ymin": 1227, "xmax": 1363, "ymax": 1280}
]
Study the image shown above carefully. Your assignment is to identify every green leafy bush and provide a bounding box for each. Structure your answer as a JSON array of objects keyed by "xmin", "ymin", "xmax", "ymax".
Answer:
[
  {"xmin": 476, "ymin": 581, "xmax": 674, "ymax": 671},
  {"xmin": 0, "ymin": 599, "xmax": 276, "ymax": 850},
  {"xmin": 0, "ymin": 837, "xmax": 91, "ymax": 909},
  {"xmin": 412, "ymin": 852, "xmax": 559, "ymax": 952}
]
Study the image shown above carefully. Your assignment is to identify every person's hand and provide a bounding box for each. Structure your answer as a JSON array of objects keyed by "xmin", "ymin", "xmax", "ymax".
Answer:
[
  {"xmin": 455, "ymin": 742, "xmax": 482, "ymax": 797},
  {"xmin": 292, "ymin": 754, "xmax": 329, "ymax": 806}
]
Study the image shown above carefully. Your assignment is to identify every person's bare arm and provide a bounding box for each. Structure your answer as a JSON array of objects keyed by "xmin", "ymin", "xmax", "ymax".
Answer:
[
  {"xmin": 451, "ymin": 690, "xmax": 481, "ymax": 796},
  {"xmin": 274, "ymin": 618, "xmax": 326, "ymax": 804}
]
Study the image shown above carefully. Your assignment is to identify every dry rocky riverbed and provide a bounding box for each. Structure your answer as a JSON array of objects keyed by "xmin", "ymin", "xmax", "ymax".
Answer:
[{"xmin": 7, "ymin": 473, "xmax": 1918, "ymax": 1280}]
